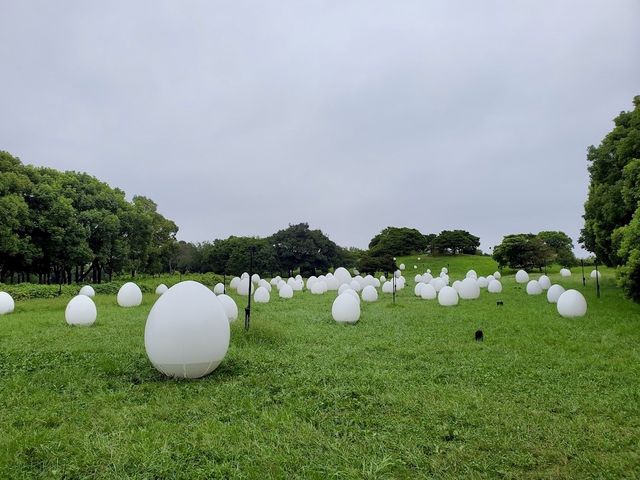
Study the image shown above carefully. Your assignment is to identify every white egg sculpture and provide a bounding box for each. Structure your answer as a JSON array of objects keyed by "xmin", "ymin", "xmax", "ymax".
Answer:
[
  {"xmin": 515, "ymin": 270, "xmax": 529, "ymax": 284},
  {"xmin": 427, "ymin": 269, "xmax": 431, "ymax": 274},
  {"xmin": 279, "ymin": 284, "xmax": 294, "ymax": 299},
  {"xmin": 546, "ymin": 284, "xmax": 565, "ymax": 304},
  {"xmin": 65, "ymin": 295, "xmax": 97, "ymax": 326},
  {"xmin": 458, "ymin": 278, "xmax": 480, "ymax": 300},
  {"xmin": 420, "ymin": 284, "xmax": 437, "ymax": 300},
  {"xmin": 538, "ymin": 275, "xmax": 551, "ymax": 290},
  {"xmin": 526, "ymin": 280, "xmax": 542, "ymax": 295},
  {"xmin": 0, "ymin": 292, "xmax": 15, "ymax": 315},
  {"xmin": 372, "ymin": 278, "xmax": 381, "ymax": 288},
  {"xmin": 382, "ymin": 281, "xmax": 393, "ymax": 293},
  {"xmin": 156, "ymin": 284, "xmax": 169, "ymax": 295},
  {"xmin": 79, "ymin": 285, "xmax": 95, "ymax": 297},
  {"xmin": 332, "ymin": 293, "xmax": 360, "ymax": 324},
  {"xmin": 430, "ymin": 277, "xmax": 446, "ymax": 292},
  {"xmin": 487, "ymin": 280, "xmax": 502, "ymax": 293},
  {"xmin": 361, "ymin": 285, "xmax": 378, "ymax": 302},
  {"xmin": 344, "ymin": 288, "xmax": 360, "ymax": 303},
  {"xmin": 217, "ymin": 294, "xmax": 238, "ymax": 322},
  {"xmin": 414, "ymin": 282, "xmax": 425, "ymax": 296},
  {"xmin": 237, "ymin": 278, "xmax": 251, "ymax": 296},
  {"xmin": 399, "ymin": 263, "xmax": 405, "ymax": 270},
  {"xmin": 306, "ymin": 276, "xmax": 317, "ymax": 290},
  {"xmin": 292, "ymin": 279, "xmax": 304, "ymax": 291},
  {"xmin": 414, "ymin": 274, "xmax": 422, "ymax": 283},
  {"xmin": 560, "ymin": 268, "xmax": 571, "ymax": 277},
  {"xmin": 325, "ymin": 275, "xmax": 339, "ymax": 291},
  {"xmin": 422, "ymin": 273, "xmax": 433, "ymax": 284},
  {"xmin": 338, "ymin": 283, "xmax": 351, "ymax": 295},
  {"xmin": 251, "ymin": 273, "xmax": 260, "ymax": 284},
  {"xmin": 452, "ymin": 280, "xmax": 462, "ymax": 292},
  {"xmin": 350, "ymin": 280, "xmax": 362, "ymax": 292},
  {"xmin": 438, "ymin": 286, "xmax": 459, "ymax": 306},
  {"xmin": 254, "ymin": 286, "xmax": 270, "ymax": 303},
  {"xmin": 441, "ymin": 267, "xmax": 448, "ymax": 274},
  {"xmin": 213, "ymin": 283, "xmax": 225, "ymax": 294},
  {"xmin": 230, "ymin": 277, "xmax": 240, "ymax": 289},
  {"xmin": 466, "ymin": 270, "xmax": 477, "ymax": 279},
  {"xmin": 493, "ymin": 271, "xmax": 501, "ymax": 280},
  {"xmin": 557, "ymin": 289, "xmax": 587, "ymax": 318},
  {"xmin": 259, "ymin": 279, "xmax": 272, "ymax": 291},
  {"xmin": 477, "ymin": 277, "xmax": 489, "ymax": 289},
  {"xmin": 380, "ymin": 275, "xmax": 386, "ymax": 283},
  {"xmin": 334, "ymin": 267, "xmax": 352, "ymax": 286},
  {"xmin": 311, "ymin": 281, "xmax": 326, "ymax": 295},
  {"xmin": 414, "ymin": 265, "xmax": 417, "ymax": 269},
  {"xmin": 590, "ymin": 270, "xmax": 601, "ymax": 279},
  {"xmin": 144, "ymin": 281, "xmax": 230, "ymax": 379},
  {"xmin": 117, "ymin": 282, "xmax": 142, "ymax": 307}
]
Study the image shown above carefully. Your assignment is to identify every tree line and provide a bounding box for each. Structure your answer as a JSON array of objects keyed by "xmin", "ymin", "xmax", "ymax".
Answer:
[{"xmin": 492, "ymin": 231, "xmax": 576, "ymax": 271}]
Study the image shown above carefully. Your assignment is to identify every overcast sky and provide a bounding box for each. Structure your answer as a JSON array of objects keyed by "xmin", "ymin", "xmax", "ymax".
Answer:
[{"xmin": 1, "ymin": 1, "xmax": 639, "ymax": 255}]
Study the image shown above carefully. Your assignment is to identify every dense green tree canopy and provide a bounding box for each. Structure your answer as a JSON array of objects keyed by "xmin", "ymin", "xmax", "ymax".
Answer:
[
  {"xmin": 433, "ymin": 230, "xmax": 480, "ymax": 255},
  {"xmin": 492, "ymin": 234, "xmax": 554, "ymax": 271},
  {"xmin": 368, "ymin": 227, "xmax": 428, "ymax": 257}
]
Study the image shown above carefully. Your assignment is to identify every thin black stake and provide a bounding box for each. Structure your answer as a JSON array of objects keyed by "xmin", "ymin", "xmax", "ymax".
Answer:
[
  {"xmin": 581, "ymin": 259, "xmax": 586, "ymax": 287},
  {"xmin": 595, "ymin": 259, "xmax": 601, "ymax": 298},
  {"xmin": 223, "ymin": 271, "xmax": 226, "ymax": 294},
  {"xmin": 244, "ymin": 246, "xmax": 256, "ymax": 331},
  {"xmin": 392, "ymin": 272, "xmax": 396, "ymax": 305}
]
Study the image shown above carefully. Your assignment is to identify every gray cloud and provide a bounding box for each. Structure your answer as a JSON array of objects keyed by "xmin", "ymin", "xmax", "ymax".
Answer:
[{"xmin": 2, "ymin": 0, "xmax": 639, "ymax": 255}]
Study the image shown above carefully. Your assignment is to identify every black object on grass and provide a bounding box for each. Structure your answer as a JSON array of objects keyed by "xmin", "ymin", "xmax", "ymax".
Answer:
[
  {"xmin": 475, "ymin": 330, "xmax": 484, "ymax": 342},
  {"xmin": 496, "ymin": 300, "xmax": 504, "ymax": 306}
]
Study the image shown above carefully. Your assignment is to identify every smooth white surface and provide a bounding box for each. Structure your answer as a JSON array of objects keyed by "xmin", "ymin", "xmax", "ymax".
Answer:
[
  {"xmin": 117, "ymin": 282, "xmax": 142, "ymax": 307},
  {"xmin": 334, "ymin": 267, "xmax": 352, "ymax": 286},
  {"xmin": 515, "ymin": 270, "xmax": 529, "ymax": 284},
  {"xmin": 458, "ymin": 277, "xmax": 480, "ymax": 299},
  {"xmin": 487, "ymin": 280, "xmax": 503, "ymax": 293},
  {"xmin": 382, "ymin": 281, "xmax": 393, "ymax": 293},
  {"xmin": 79, "ymin": 285, "xmax": 95, "ymax": 297},
  {"xmin": 65, "ymin": 295, "xmax": 97, "ymax": 326},
  {"xmin": 361, "ymin": 285, "xmax": 378, "ymax": 302},
  {"xmin": 526, "ymin": 280, "xmax": 543, "ymax": 295},
  {"xmin": 237, "ymin": 278, "xmax": 251, "ymax": 296},
  {"xmin": 279, "ymin": 284, "xmax": 294, "ymax": 298},
  {"xmin": 332, "ymin": 293, "xmax": 360, "ymax": 324},
  {"xmin": 414, "ymin": 282, "xmax": 425, "ymax": 296},
  {"xmin": 477, "ymin": 277, "xmax": 488, "ymax": 288},
  {"xmin": 155, "ymin": 284, "xmax": 169, "ymax": 295},
  {"xmin": 466, "ymin": 270, "xmax": 477, "ymax": 279},
  {"xmin": 538, "ymin": 275, "xmax": 551, "ymax": 290},
  {"xmin": 420, "ymin": 284, "xmax": 437, "ymax": 300},
  {"xmin": 546, "ymin": 284, "xmax": 565, "ymax": 303},
  {"xmin": 557, "ymin": 289, "xmax": 587, "ymax": 317},
  {"xmin": 590, "ymin": 270, "xmax": 601, "ymax": 279},
  {"xmin": 438, "ymin": 286, "xmax": 459, "ymax": 306},
  {"xmin": 217, "ymin": 294, "xmax": 238, "ymax": 322},
  {"xmin": 399, "ymin": 263, "xmax": 405, "ymax": 270},
  {"xmin": 0, "ymin": 292, "xmax": 15, "ymax": 315},
  {"xmin": 254, "ymin": 286, "xmax": 270, "ymax": 303},
  {"xmin": 560, "ymin": 268, "xmax": 571, "ymax": 277},
  {"xmin": 213, "ymin": 283, "xmax": 225, "ymax": 294},
  {"xmin": 230, "ymin": 277, "xmax": 240, "ymax": 289},
  {"xmin": 493, "ymin": 271, "xmax": 501, "ymax": 279}
]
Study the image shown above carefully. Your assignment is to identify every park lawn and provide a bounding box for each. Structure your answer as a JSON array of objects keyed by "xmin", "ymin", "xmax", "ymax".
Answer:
[{"xmin": 0, "ymin": 257, "xmax": 638, "ymax": 479}]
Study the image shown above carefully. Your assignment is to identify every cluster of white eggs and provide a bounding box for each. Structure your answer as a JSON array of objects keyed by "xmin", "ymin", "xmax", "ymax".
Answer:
[
  {"xmin": 413, "ymin": 268, "xmax": 504, "ymax": 306},
  {"xmin": 513, "ymin": 268, "xmax": 588, "ymax": 318}
]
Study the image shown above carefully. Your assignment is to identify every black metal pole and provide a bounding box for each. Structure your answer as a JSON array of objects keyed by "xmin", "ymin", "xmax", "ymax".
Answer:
[
  {"xmin": 223, "ymin": 271, "xmax": 226, "ymax": 294},
  {"xmin": 595, "ymin": 259, "xmax": 600, "ymax": 298},
  {"xmin": 581, "ymin": 259, "xmax": 586, "ymax": 287},
  {"xmin": 245, "ymin": 246, "xmax": 255, "ymax": 331},
  {"xmin": 392, "ymin": 272, "xmax": 396, "ymax": 305}
]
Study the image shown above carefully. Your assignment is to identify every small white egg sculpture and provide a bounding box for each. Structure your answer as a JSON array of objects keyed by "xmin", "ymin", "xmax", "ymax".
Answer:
[
  {"xmin": 350, "ymin": 280, "xmax": 362, "ymax": 292},
  {"xmin": 452, "ymin": 280, "xmax": 462, "ymax": 292},
  {"xmin": 538, "ymin": 275, "xmax": 551, "ymax": 290},
  {"xmin": 438, "ymin": 286, "xmax": 459, "ymax": 306},
  {"xmin": 414, "ymin": 282, "xmax": 426, "ymax": 296},
  {"xmin": 361, "ymin": 285, "xmax": 378, "ymax": 302},
  {"xmin": 251, "ymin": 273, "xmax": 260, "ymax": 284},
  {"xmin": 590, "ymin": 270, "xmax": 601, "ymax": 279},
  {"xmin": 414, "ymin": 274, "xmax": 422, "ymax": 283},
  {"xmin": 458, "ymin": 278, "xmax": 480, "ymax": 300},
  {"xmin": 144, "ymin": 281, "xmax": 230, "ymax": 379},
  {"xmin": 477, "ymin": 276, "xmax": 489, "ymax": 288},
  {"xmin": 259, "ymin": 279, "xmax": 271, "ymax": 291},
  {"xmin": 557, "ymin": 289, "xmax": 587, "ymax": 318},
  {"xmin": 441, "ymin": 267, "xmax": 448, "ymax": 274},
  {"xmin": 79, "ymin": 285, "xmax": 95, "ymax": 297},
  {"xmin": 311, "ymin": 281, "xmax": 326, "ymax": 295},
  {"xmin": 420, "ymin": 284, "xmax": 437, "ymax": 300},
  {"xmin": 306, "ymin": 276, "xmax": 317, "ymax": 290},
  {"xmin": 241, "ymin": 272, "xmax": 249, "ymax": 279},
  {"xmin": 380, "ymin": 275, "xmax": 386, "ymax": 283},
  {"xmin": 344, "ymin": 288, "xmax": 360, "ymax": 303},
  {"xmin": 560, "ymin": 268, "xmax": 571, "ymax": 277},
  {"xmin": 338, "ymin": 283, "xmax": 351, "ymax": 295},
  {"xmin": 237, "ymin": 278, "xmax": 251, "ymax": 296},
  {"xmin": 279, "ymin": 284, "xmax": 294, "ymax": 299},
  {"xmin": 292, "ymin": 279, "xmax": 304, "ymax": 291},
  {"xmin": 422, "ymin": 273, "xmax": 433, "ymax": 284},
  {"xmin": 515, "ymin": 270, "xmax": 529, "ymax": 284},
  {"xmin": 526, "ymin": 280, "xmax": 542, "ymax": 295},
  {"xmin": 254, "ymin": 286, "xmax": 270, "ymax": 303},
  {"xmin": 466, "ymin": 270, "xmax": 477, "ymax": 279},
  {"xmin": 65, "ymin": 295, "xmax": 97, "ymax": 326},
  {"xmin": 332, "ymin": 293, "xmax": 360, "ymax": 324},
  {"xmin": 382, "ymin": 281, "xmax": 393, "ymax": 293},
  {"xmin": 399, "ymin": 263, "xmax": 405, "ymax": 270},
  {"xmin": 414, "ymin": 265, "xmax": 417, "ymax": 269},
  {"xmin": 117, "ymin": 282, "xmax": 142, "ymax": 307},
  {"xmin": 217, "ymin": 294, "xmax": 238, "ymax": 322},
  {"xmin": 0, "ymin": 292, "xmax": 15, "ymax": 315},
  {"xmin": 213, "ymin": 283, "xmax": 225, "ymax": 294},
  {"xmin": 430, "ymin": 277, "xmax": 446, "ymax": 292},
  {"xmin": 230, "ymin": 277, "xmax": 240, "ymax": 289},
  {"xmin": 493, "ymin": 271, "xmax": 501, "ymax": 280},
  {"xmin": 546, "ymin": 284, "xmax": 565, "ymax": 304},
  {"xmin": 487, "ymin": 280, "xmax": 502, "ymax": 293},
  {"xmin": 156, "ymin": 284, "xmax": 169, "ymax": 295}
]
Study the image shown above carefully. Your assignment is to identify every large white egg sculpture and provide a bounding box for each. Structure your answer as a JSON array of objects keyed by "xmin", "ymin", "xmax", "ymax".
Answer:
[
  {"xmin": 259, "ymin": 279, "xmax": 271, "ymax": 291},
  {"xmin": 557, "ymin": 289, "xmax": 587, "ymax": 318},
  {"xmin": 493, "ymin": 271, "xmax": 502, "ymax": 280},
  {"xmin": 0, "ymin": 292, "xmax": 15, "ymax": 315},
  {"xmin": 213, "ymin": 283, "xmax": 225, "ymax": 294},
  {"xmin": 237, "ymin": 278, "xmax": 251, "ymax": 296},
  {"xmin": 217, "ymin": 294, "xmax": 238, "ymax": 322},
  {"xmin": 117, "ymin": 282, "xmax": 142, "ymax": 307},
  {"xmin": 338, "ymin": 283, "xmax": 351, "ymax": 295},
  {"xmin": 515, "ymin": 270, "xmax": 529, "ymax": 284},
  {"xmin": 65, "ymin": 295, "xmax": 97, "ymax": 326},
  {"xmin": 414, "ymin": 282, "xmax": 426, "ymax": 296},
  {"xmin": 438, "ymin": 286, "xmax": 459, "ymax": 306},
  {"xmin": 251, "ymin": 273, "xmax": 260, "ymax": 284},
  {"xmin": 590, "ymin": 270, "xmax": 601, "ymax": 279},
  {"xmin": 241, "ymin": 272, "xmax": 249, "ymax": 279},
  {"xmin": 420, "ymin": 284, "xmax": 437, "ymax": 300},
  {"xmin": 361, "ymin": 285, "xmax": 378, "ymax": 302},
  {"xmin": 334, "ymin": 267, "xmax": 352, "ymax": 286},
  {"xmin": 254, "ymin": 286, "xmax": 270, "ymax": 303},
  {"xmin": 306, "ymin": 276, "xmax": 317, "ymax": 290},
  {"xmin": 156, "ymin": 284, "xmax": 169, "ymax": 295},
  {"xmin": 279, "ymin": 284, "xmax": 294, "ymax": 299},
  {"xmin": 546, "ymin": 284, "xmax": 565, "ymax": 304},
  {"xmin": 144, "ymin": 281, "xmax": 230, "ymax": 379},
  {"xmin": 344, "ymin": 288, "xmax": 360, "ymax": 303},
  {"xmin": 230, "ymin": 277, "xmax": 240, "ymax": 289},
  {"xmin": 422, "ymin": 273, "xmax": 433, "ymax": 284},
  {"xmin": 560, "ymin": 268, "xmax": 571, "ymax": 277},
  {"xmin": 382, "ymin": 281, "xmax": 393, "ymax": 293},
  {"xmin": 526, "ymin": 280, "xmax": 542, "ymax": 295},
  {"xmin": 311, "ymin": 281, "xmax": 326, "ymax": 295},
  {"xmin": 79, "ymin": 285, "xmax": 95, "ymax": 297},
  {"xmin": 292, "ymin": 279, "xmax": 304, "ymax": 291},
  {"xmin": 487, "ymin": 280, "xmax": 502, "ymax": 293},
  {"xmin": 458, "ymin": 278, "xmax": 480, "ymax": 300},
  {"xmin": 332, "ymin": 293, "xmax": 360, "ymax": 324},
  {"xmin": 350, "ymin": 280, "xmax": 362, "ymax": 292},
  {"xmin": 325, "ymin": 275, "xmax": 339, "ymax": 291},
  {"xmin": 466, "ymin": 270, "xmax": 477, "ymax": 279},
  {"xmin": 538, "ymin": 275, "xmax": 551, "ymax": 290}
]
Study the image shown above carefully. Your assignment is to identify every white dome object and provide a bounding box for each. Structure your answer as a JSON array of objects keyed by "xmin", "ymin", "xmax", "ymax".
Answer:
[
  {"xmin": 420, "ymin": 284, "xmax": 437, "ymax": 300},
  {"xmin": 311, "ymin": 281, "xmax": 326, "ymax": 295},
  {"xmin": 217, "ymin": 294, "xmax": 238, "ymax": 322},
  {"xmin": 79, "ymin": 285, "xmax": 95, "ymax": 297},
  {"xmin": 156, "ymin": 284, "xmax": 169, "ymax": 295},
  {"xmin": 430, "ymin": 277, "xmax": 446, "ymax": 292},
  {"xmin": 251, "ymin": 273, "xmax": 260, "ymax": 285},
  {"xmin": 364, "ymin": 274, "xmax": 375, "ymax": 287},
  {"xmin": 486, "ymin": 275, "xmax": 495, "ymax": 283},
  {"xmin": 380, "ymin": 275, "xmax": 386, "ymax": 283},
  {"xmin": 254, "ymin": 286, "xmax": 270, "ymax": 303},
  {"xmin": 295, "ymin": 274, "xmax": 303, "ymax": 281},
  {"xmin": 399, "ymin": 263, "xmax": 405, "ymax": 270},
  {"xmin": 361, "ymin": 285, "xmax": 378, "ymax": 302},
  {"xmin": 279, "ymin": 284, "xmax": 294, "ymax": 299},
  {"xmin": 427, "ymin": 269, "xmax": 431, "ymax": 274},
  {"xmin": 270, "ymin": 277, "xmax": 278, "ymax": 286},
  {"xmin": 117, "ymin": 282, "xmax": 143, "ymax": 307},
  {"xmin": 65, "ymin": 295, "xmax": 97, "ymax": 326},
  {"xmin": 590, "ymin": 270, "xmax": 601, "ymax": 279},
  {"xmin": 394, "ymin": 270, "xmax": 402, "ymax": 278},
  {"xmin": 354, "ymin": 275, "xmax": 365, "ymax": 288},
  {"xmin": 372, "ymin": 278, "xmax": 381, "ymax": 288},
  {"xmin": 477, "ymin": 276, "xmax": 489, "ymax": 289},
  {"xmin": 241, "ymin": 272, "xmax": 249, "ymax": 279},
  {"xmin": 325, "ymin": 275, "xmax": 339, "ymax": 291},
  {"xmin": 466, "ymin": 270, "xmax": 477, "ymax": 279},
  {"xmin": 338, "ymin": 283, "xmax": 352, "ymax": 295},
  {"xmin": 452, "ymin": 280, "xmax": 462, "ymax": 292},
  {"xmin": 213, "ymin": 283, "xmax": 225, "ymax": 294},
  {"xmin": 349, "ymin": 280, "xmax": 362, "ymax": 292},
  {"xmin": 286, "ymin": 277, "xmax": 296, "ymax": 287},
  {"xmin": 332, "ymin": 293, "xmax": 360, "ymax": 324},
  {"xmin": 397, "ymin": 277, "xmax": 406, "ymax": 289},
  {"xmin": 382, "ymin": 281, "xmax": 393, "ymax": 293},
  {"xmin": 292, "ymin": 279, "xmax": 304, "ymax": 291},
  {"xmin": 230, "ymin": 277, "xmax": 241, "ymax": 289},
  {"xmin": 493, "ymin": 271, "xmax": 501, "ymax": 280},
  {"xmin": 334, "ymin": 267, "xmax": 352, "ymax": 286},
  {"xmin": 418, "ymin": 257, "xmax": 421, "ymax": 260},
  {"xmin": 487, "ymin": 280, "xmax": 503, "ymax": 293},
  {"xmin": 0, "ymin": 292, "xmax": 15, "ymax": 315},
  {"xmin": 414, "ymin": 282, "xmax": 426, "ymax": 296},
  {"xmin": 538, "ymin": 275, "xmax": 551, "ymax": 290},
  {"xmin": 421, "ymin": 273, "xmax": 433, "ymax": 284},
  {"xmin": 414, "ymin": 265, "xmax": 417, "ymax": 269},
  {"xmin": 515, "ymin": 270, "xmax": 529, "ymax": 284},
  {"xmin": 458, "ymin": 278, "xmax": 480, "ymax": 300},
  {"xmin": 526, "ymin": 280, "xmax": 543, "ymax": 295},
  {"xmin": 414, "ymin": 274, "xmax": 422, "ymax": 283},
  {"xmin": 258, "ymin": 279, "xmax": 272, "ymax": 291},
  {"xmin": 237, "ymin": 278, "xmax": 251, "ymax": 296},
  {"xmin": 546, "ymin": 284, "xmax": 565, "ymax": 304},
  {"xmin": 560, "ymin": 268, "xmax": 571, "ymax": 277},
  {"xmin": 306, "ymin": 276, "xmax": 317, "ymax": 290},
  {"xmin": 277, "ymin": 280, "xmax": 286, "ymax": 291},
  {"xmin": 344, "ymin": 288, "xmax": 360, "ymax": 303},
  {"xmin": 438, "ymin": 286, "xmax": 459, "ymax": 306},
  {"xmin": 144, "ymin": 281, "xmax": 230, "ymax": 379},
  {"xmin": 441, "ymin": 267, "xmax": 448, "ymax": 274},
  {"xmin": 557, "ymin": 289, "xmax": 587, "ymax": 318}
]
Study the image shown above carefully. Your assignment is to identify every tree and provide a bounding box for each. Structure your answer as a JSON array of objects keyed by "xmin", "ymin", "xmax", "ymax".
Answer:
[
  {"xmin": 493, "ymin": 234, "xmax": 554, "ymax": 270},
  {"xmin": 537, "ymin": 231, "xmax": 576, "ymax": 267},
  {"xmin": 433, "ymin": 230, "xmax": 480, "ymax": 255},
  {"xmin": 357, "ymin": 254, "xmax": 395, "ymax": 275},
  {"xmin": 368, "ymin": 227, "xmax": 428, "ymax": 257}
]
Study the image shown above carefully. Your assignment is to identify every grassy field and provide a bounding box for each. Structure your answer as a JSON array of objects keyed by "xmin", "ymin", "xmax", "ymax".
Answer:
[{"xmin": 1, "ymin": 256, "xmax": 639, "ymax": 479}]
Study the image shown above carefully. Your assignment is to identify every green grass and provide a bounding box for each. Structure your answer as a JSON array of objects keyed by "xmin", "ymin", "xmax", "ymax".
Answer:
[{"xmin": 1, "ymin": 256, "xmax": 639, "ymax": 479}]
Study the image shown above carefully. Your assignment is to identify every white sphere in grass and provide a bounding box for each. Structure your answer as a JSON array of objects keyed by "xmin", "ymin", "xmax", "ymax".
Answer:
[
  {"xmin": 254, "ymin": 286, "xmax": 270, "ymax": 303},
  {"xmin": 547, "ymin": 284, "xmax": 565, "ymax": 303},
  {"xmin": 399, "ymin": 263, "xmax": 405, "ymax": 270},
  {"xmin": 155, "ymin": 284, "xmax": 168, "ymax": 295},
  {"xmin": 438, "ymin": 286, "xmax": 459, "ymax": 306},
  {"xmin": 427, "ymin": 269, "xmax": 431, "ymax": 274},
  {"xmin": 557, "ymin": 289, "xmax": 587, "ymax": 318},
  {"xmin": 332, "ymin": 293, "xmax": 360, "ymax": 324},
  {"xmin": 65, "ymin": 295, "xmax": 97, "ymax": 326},
  {"xmin": 237, "ymin": 278, "xmax": 251, "ymax": 296},
  {"xmin": 213, "ymin": 283, "xmax": 225, "ymax": 294},
  {"xmin": 279, "ymin": 284, "xmax": 294, "ymax": 299},
  {"xmin": 344, "ymin": 288, "xmax": 360, "ymax": 303},
  {"xmin": 79, "ymin": 285, "xmax": 95, "ymax": 297},
  {"xmin": 338, "ymin": 283, "xmax": 351, "ymax": 295},
  {"xmin": 486, "ymin": 275, "xmax": 495, "ymax": 283},
  {"xmin": 493, "ymin": 271, "xmax": 501, "ymax": 280},
  {"xmin": 466, "ymin": 270, "xmax": 477, "ymax": 279},
  {"xmin": 560, "ymin": 268, "xmax": 571, "ymax": 277},
  {"xmin": 372, "ymin": 277, "xmax": 381, "ymax": 288},
  {"xmin": 487, "ymin": 280, "xmax": 503, "ymax": 293},
  {"xmin": 295, "ymin": 274, "xmax": 302, "ymax": 281},
  {"xmin": 477, "ymin": 276, "xmax": 488, "ymax": 288},
  {"xmin": 241, "ymin": 272, "xmax": 249, "ymax": 279},
  {"xmin": 430, "ymin": 277, "xmax": 446, "ymax": 292},
  {"xmin": 515, "ymin": 270, "xmax": 529, "ymax": 284},
  {"xmin": 144, "ymin": 281, "xmax": 229, "ymax": 379},
  {"xmin": 325, "ymin": 276, "xmax": 339, "ymax": 291},
  {"xmin": 459, "ymin": 277, "xmax": 480, "ymax": 300},
  {"xmin": 350, "ymin": 280, "xmax": 362, "ymax": 292},
  {"xmin": 452, "ymin": 280, "xmax": 462, "ymax": 292},
  {"xmin": 270, "ymin": 277, "xmax": 279, "ymax": 286},
  {"xmin": 414, "ymin": 265, "xmax": 417, "ymax": 269},
  {"xmin": 380, "ymin": 275, "xmax": 386, "ymax": 283},
  {"xmin": 420, "ymin": 284, "xmax": 437, "ymax": 300},
  {"xmin": 311, "ymin": 281, "xmax": 326, "ymax": 294},
  {"xmin": 217, "ymin": 294, "xmax": 238, "ymax": 322},
  {"xmin": 538, "ymin": 275, "xmax": 551, "ymax": 290},
  {"xmin": 117, "ymin": 282, "xmax": 142, "ymax": 307},
  {"xmin": 306, "ymin": 276, "xmax": 317, "ymax": 290},
  {"xmin": 230, "ymin": 277, "xmax": 240, "ymax": 289},
  {"xmin": 251, "ymin": 273, "xmax": 260, "ymax": 284},
  {"xmin": 334, "ymin": 267, "xmax": 352, "ymax": 286},
  {"xmin": 526, "ymin": 280, "xmax": 542, "ymax": 295},
  {"xmin": 361, "ymin": 285, "xmax": 378, "ymax": 302},
  {"xmin": 259, "ymin": 279, "xmax": 271, "ymax": 291},
  {"xmin": 394, "ymin": 270, "xmax": 401, "ymax": 278},
  {"xmin": 414, "ymin": 282, "xmax": 425, "ymax": 296},
  {"xmin": 0, "ymin": 292, "xmax": 15, "ymax": 314},
  {"xmin": 382, "ymin": 281, "xmax": 393, "ymax": 293},
  {"xmin": 590, "ymin": 270, "xmax": 601, "ymax": 279},
  {"xmin": 441, "ymin": 267, "xmax": 448, "ymax": 274},
  {"xmin": 422, "ymin": 273, "xmax": 433, "ymax": 284},
  {"xmin": 414, "ymin": 274, "xmax": 422, "ymax": 283},
  {"xmin": 293, "ymin": 279, "xmax": 304, "ymax": 291}
]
